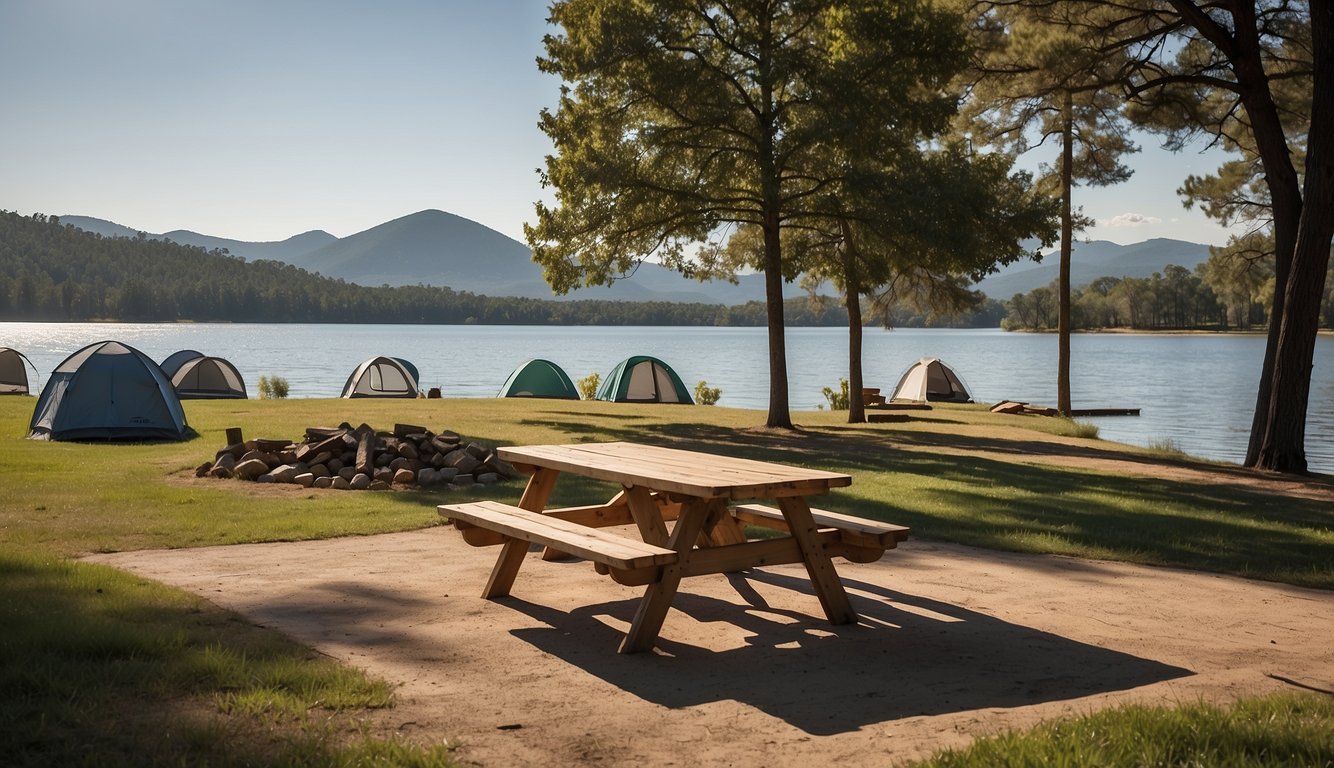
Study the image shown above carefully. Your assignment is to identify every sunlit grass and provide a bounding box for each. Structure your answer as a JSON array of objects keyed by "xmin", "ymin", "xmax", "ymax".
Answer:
[
  {"xmin": 912, "ymin": 693, "xmax": 1334, "ymax": 767},
  {"xmin": 0, "ymin": 395, "xmax": 1329, "ymax": 765}
]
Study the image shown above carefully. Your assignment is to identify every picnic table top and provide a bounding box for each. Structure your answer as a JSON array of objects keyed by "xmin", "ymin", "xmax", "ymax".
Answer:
[{"xmin": 497, "ymin": 441, "xmax": 852, "ymax": 500}]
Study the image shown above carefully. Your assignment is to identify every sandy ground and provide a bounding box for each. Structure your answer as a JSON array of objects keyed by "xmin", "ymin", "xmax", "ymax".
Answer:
[{"xmin": 88, "ymin": 526, "xmax": 1334, "ymax": 767}]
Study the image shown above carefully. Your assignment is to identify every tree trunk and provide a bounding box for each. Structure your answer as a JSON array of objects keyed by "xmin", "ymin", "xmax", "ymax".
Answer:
[
  {"xmin": 1058, "ymin": 89, "xmax": 1073, "ymax": 416},
  {"xmin": 1255, "ymin": 2, "xmax": 1334, "ymax": 473},
  {"xmin": 1220, "ymin": 1, "xmax": 1306, "ymax": 467},
  {"xmin": 842, "ymin": 220, "xmax": 865, "ymax": 424},
  {"xmin": 760, "ymin": 214, "xmax": 793, "ymax": 430}
]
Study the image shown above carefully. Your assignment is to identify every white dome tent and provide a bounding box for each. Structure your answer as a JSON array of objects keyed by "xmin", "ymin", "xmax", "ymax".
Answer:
[{"xmin": 890, "ymin": 357, "xmax": 973, "ymax": 403}]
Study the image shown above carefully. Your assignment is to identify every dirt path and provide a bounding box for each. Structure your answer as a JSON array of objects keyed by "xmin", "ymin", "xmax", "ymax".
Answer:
[{"xmin": 87, "ymin": 529, "xmax": 1333, "ymax": 767}]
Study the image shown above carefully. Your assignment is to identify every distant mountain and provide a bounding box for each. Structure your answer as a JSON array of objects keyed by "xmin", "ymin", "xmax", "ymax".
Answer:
[
  {"xmin": 61, "ymin": 209, "xmax": 803, "ymax": 303},
  {"xmin": 59, "ymin": 210, "xmax": 1204, "ymax": 305},
  {"xmin": 973, "ymin": 238, "xmax": 1212, "ymax": 299},
  {"xmin": 58, "ymin": 215, "xmax": 337, "ymax": 264}
]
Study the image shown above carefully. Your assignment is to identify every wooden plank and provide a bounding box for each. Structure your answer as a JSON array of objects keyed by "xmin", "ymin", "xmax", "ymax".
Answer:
[
  {"xmin": 625, "ymin": 485, "xmax": 670, "ymax": 547},
  {"xmin": 620, "ymin": 498, "xmax": 711, "ymax": 653},
  {"xmin": 733, "ymin": 504, "xmax": 910, "ymax": 549},
  {"xmin": 778, "ymin": 497, "xmax": 857, "ymax": 625},
  {"xmin": 442, "ymin": 501, "xmax": 679, "ymax": 571},
  {"xmin": 678, "ymin": 537, "xmax": 804, "ymax": 576},
  {"xmin": 498, "ymin": 442, "xmax": 851, "ymax": 500}
]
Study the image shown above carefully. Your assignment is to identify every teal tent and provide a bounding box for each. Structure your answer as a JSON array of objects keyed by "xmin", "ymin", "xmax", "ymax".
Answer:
[
  {"xmin": 28, "ymin": 340, "xmax": 192, "ymax": 441},
  {"xmin": 498, "ymin": 359, "xmax": 579, "ymax": 399},
  {"xmin": 596, "ymin": 356, "xmax": 693, "ymax": 404},
  {"xmin": 341, "ymin": 356, "xmax": 420, "ymax": 398}
]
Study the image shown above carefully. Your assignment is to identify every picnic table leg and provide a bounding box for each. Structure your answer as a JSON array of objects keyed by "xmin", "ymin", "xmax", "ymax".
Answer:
[
  {"xmin": 624, "ymin": 485, "xmax": 671, "ymax": 547},
  {"xmin": 778, "ymin": 497, "xmax": 857, "ymax": 625},
  {"xmin": 481, "ymin": 467, "xmax": 559, "ymax": 599},
  {"xmin": 619, "ymin": 497, "xmax": 713, "ymax": 653}
]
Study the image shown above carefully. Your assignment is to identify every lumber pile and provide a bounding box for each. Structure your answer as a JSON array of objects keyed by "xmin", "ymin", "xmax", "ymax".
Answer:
[{"xmin": 197, "ymin": 423, "xmax": 518, "ymax": 491}]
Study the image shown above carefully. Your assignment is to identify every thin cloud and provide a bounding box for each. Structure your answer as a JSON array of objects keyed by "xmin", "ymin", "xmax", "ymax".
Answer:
[{"xmin": 1102, "ymin": 213, "xmax": 1163, "ymax": 227}]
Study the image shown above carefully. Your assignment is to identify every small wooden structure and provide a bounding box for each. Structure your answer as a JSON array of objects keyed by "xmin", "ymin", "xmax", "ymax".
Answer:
[{"xmin": 440, "ymin": 441, "xmax": 909, "ymax": 654}]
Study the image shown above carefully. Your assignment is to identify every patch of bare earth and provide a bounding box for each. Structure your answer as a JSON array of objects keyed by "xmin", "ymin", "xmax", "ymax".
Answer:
[{"xmin": 88, "ymin": 521, "xmax": 1333, "ymax": 767}]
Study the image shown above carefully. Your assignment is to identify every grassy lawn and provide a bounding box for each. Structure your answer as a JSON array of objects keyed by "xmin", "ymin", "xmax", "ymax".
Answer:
[{"xmin": 1, "ymin": 395, "xmax": 1330, "ymax": 765}]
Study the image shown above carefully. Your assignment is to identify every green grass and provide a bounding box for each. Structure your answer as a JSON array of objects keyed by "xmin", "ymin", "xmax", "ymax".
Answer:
[
  {"xmin": 913, "ymin": 692, "xmax": 1334, "ymax": 767},
  {"xmin": 1, "ymin": 395, "xmax": 1330, "ymax": 765}
]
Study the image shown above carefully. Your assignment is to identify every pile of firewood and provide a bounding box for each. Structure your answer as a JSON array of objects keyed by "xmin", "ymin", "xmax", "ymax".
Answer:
[{"xmin": 197, "ymin": 423, "xmax": 518, "ymax": 490}]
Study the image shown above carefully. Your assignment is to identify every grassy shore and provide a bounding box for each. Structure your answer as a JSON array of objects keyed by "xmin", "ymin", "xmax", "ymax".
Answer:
[{"xmin": 1, "ymin": 396, "xmax": 1330, "ymax": 765}]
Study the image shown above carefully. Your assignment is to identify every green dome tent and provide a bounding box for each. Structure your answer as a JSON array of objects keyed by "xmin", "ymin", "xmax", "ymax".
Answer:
[
  {"xmin": 1, "ymin": 347, "xmax": 38, "ymax": 395},
  {"xmin": 28, "ymin": 340, "xmax": 192, "ymax": 441},
  {"xmin": 498, "ymin": 359, "xmax": 579, "ymax": 399},
  {"xmin": 595, "ymin": 356, "xmax": 693, "ymax": 404}
]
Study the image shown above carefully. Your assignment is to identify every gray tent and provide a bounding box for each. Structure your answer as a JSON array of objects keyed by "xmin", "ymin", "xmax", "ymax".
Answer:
[
  {"xmin": 341, "ymin": 356, "xmax": 420, "ymax": 398},
  {"xmin": 0, "ymin": 347, "xmax": 37, "ymax": 395},
  {"xmin": 171, "ymin": 356, "xmax": 247, "ymax": 399},
  {"xmin": 160, "ymin": 349, "xmax": 205, "ymax": 379},
  {"xmin": 28, "ymin": 340, "xmax": 192, "ymax": 441}
]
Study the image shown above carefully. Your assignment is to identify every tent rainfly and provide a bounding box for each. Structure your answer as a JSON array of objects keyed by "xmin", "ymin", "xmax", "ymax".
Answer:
[
  {"xmin": 890, "ymin": 357, "xmax": 973, "ymax": 403},
  {"xmin": 159, "ymin": 349, "xmax": 205, "ymax": 379},
  {"xmin": 341, "ymin": 356, "xmax": 420, "ymax": 398},
  {"xmin": 498, "ymin": 359, "xmax": 579, "ymax": 399},
  {"xmin": 171, "ymin": 356, "xmax": 248, "ymax": 399},
  {"xmin": 595, "ymin": 355, "xmax": 693, "ymax": 404},
  {"xmin": 28, "ymin": 340, "xmax": 192, "ymax": 441},
  {"xmin": 0, "ymin": 347, "xmax": 38, "ymax": 395}
]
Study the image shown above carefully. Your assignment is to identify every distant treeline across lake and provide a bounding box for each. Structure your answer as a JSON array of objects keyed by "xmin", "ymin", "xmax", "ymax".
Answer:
[{"xmin": 4, "ymin": 323, "xmax": 1331, "ymax": 474}]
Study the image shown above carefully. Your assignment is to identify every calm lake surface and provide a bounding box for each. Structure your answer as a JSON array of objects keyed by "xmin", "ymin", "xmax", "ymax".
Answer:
[{"xmin": 4, "ymin": 322, "xmax": 1331, "ymax": 473}]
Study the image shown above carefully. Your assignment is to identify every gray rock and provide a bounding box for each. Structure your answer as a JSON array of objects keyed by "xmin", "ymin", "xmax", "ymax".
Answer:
[
  {"xmin": 327, "ymin": 457, "xmax": 344, "ymax": 473},
  {"xmin": 331, "ymin": 476, "xmax": 352, "ymax": 490},
  {"xmin": 294, "ymin": 473, "xmax": 315, "ymax": 488},
  {"xmin": 374, "ymin": 467, "xmax": 394, "ymax": 482},
  {"xmin": 392, "ymin": 468, "xmax": 416, "ymax": 485},
  {"xmin": 465, "ymin": 442, "xmax": 490, "ymax": 460},
  {"xmin": 369, "ymin": 480, "xmax": 391, "ymax": 491},
  {"xmin": 255, "ymin": 473, "xmax": 273, "ymax": 483},
  {"xmin": 436, "ymin": 467, "xmax": 459, "ymax": 482},
  {"xmin": 233, "ymin": 458, "xmax": 271, "ymax": 481},
  {"xmin": 417, "ymin": 468, "xmax": 438, "ymax": 485},
  {"xmin": 270, "ymin": 464, "xmax": 300, "ymax": 483},
  {"xmin": 338, "ymin": 467, "xmax": 356, "ymax": 481},
  {"xmin": 476, "ymin": 472, "xmax": 500, "ymax": 485},
  {"xmin": 308, "ymin": 463, "xmax": 330, "ymax": 479},
  {"xmin": 313, "ymin": 476, "xmax": 334, "ymax": 489},
  {"xmin": 398, "ymin": 441, "xmax": 418, "ymax": 460},
  {"xmin": 452, "ymin": 474, "xmax": 474, "ymax": 486},
  {"xmin": 350, "ymin": 473, "xmax": 372, "ymax": 490}
]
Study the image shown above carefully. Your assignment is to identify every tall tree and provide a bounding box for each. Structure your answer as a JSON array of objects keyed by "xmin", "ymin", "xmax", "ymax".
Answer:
[
  {"xmin": 1076, "ymin": 0, "xmax": 1332, "ymax": 473},
  {"xmin": 962, "ymin": 3, "xmax": 1138, "ymax": 416},
  {"xmin": 526, "ymin": 0, "xmax": 965, "ymax": 428}
]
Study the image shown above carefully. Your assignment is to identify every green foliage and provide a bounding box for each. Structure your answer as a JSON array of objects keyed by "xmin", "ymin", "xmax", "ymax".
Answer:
[
  {"xmin": 915, "ymin": 693, "xmax": 1334, "ymax": 768},
  {"xmin": 693, "ymin": 381, "xmax": 721, "ymax": 406},
  {"xmin": 257, "ymin": 375, "xmax": 290, "ymax": 399},
  {"xmin": 821, "ymin": 378, "xmax": 850, "ymax": 411},
  {"xmin": 1002, "ymin": 265, "xmax": 1244, "ymax": 331},
  {"xmin": 576, "ymin": 372, "xmax": 600, "ymax": 401}
]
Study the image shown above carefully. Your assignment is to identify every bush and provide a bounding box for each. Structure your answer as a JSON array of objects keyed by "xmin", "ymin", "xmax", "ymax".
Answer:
[
  {"xmin": 821, "ymin": 378, "xmax": 850, "ymax": 410},
  {"xmin": 257, "ymin": 375, "xmax": 290, "ymax": 400},
  {"xmin": 577, "ymin": 372, "xmax": 600, "ymax": 400},
  {"xmin": 693, "ymin": 380, "xmax": 721, "ymax": 406}
]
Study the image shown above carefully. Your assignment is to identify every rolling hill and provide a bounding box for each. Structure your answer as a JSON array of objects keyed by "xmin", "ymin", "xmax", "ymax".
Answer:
[{"xmin": 59, "ymin": 211, "xmax": 1210, "ymax": 303}]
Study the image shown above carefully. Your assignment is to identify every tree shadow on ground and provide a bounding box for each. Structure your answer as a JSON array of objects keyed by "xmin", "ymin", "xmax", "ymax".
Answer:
[{"xmin": 501, "ymin": 568, "xmax": 1191, "ymax": 735}]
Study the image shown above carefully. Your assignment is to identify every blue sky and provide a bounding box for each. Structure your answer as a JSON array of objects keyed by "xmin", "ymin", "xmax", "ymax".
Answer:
[{"xmin": 2, "ymin": 1, "xmax": 1234, "ymax": 246}]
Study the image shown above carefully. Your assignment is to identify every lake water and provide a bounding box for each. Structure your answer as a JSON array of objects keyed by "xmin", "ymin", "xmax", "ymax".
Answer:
[{"xmin": 3, "ymin": 322, "xmax": 1331, "ymax": 473}]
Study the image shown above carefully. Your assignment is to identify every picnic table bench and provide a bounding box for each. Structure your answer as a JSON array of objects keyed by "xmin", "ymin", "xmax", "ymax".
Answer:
[{"xmin": 438, "ymin": 441, "xmax": 910, "ymax": 653}]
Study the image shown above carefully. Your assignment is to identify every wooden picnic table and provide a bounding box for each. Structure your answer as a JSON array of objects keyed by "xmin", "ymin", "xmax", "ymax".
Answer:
[{"xmin": 440, "ymin": 441, "xmax": 908, "ymax": 653}]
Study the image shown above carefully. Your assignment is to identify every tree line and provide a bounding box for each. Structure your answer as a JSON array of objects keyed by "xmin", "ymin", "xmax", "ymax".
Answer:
[
  {"xmin": 1003, "ymin": 260, "xmax": 1334, "ymax": 332},
  {"xmin": 0, "ymin": 211, "xmax": 862, "ymax": 326}
]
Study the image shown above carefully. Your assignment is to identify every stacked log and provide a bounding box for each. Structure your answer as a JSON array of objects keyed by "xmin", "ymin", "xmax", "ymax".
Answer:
[{"xmin": 197, "ymin": 423, "xmax": 518, "ymax": 491}]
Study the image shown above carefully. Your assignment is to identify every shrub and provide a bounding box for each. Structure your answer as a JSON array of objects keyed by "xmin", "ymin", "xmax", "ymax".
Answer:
[
  {"xmin": 693, "ymin": 380, "xmax": 721, "ymax": 406},
  {"xmin": 577, "ymin": 372, "xmax": 600, "ymax": 400},
  {"xmin": 821, "ymin": 378, "xmax": 850, "ymax": 410},
  {"xmin": 256, "ymin": 375, "xmax": 289, "ymax": 400}
]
